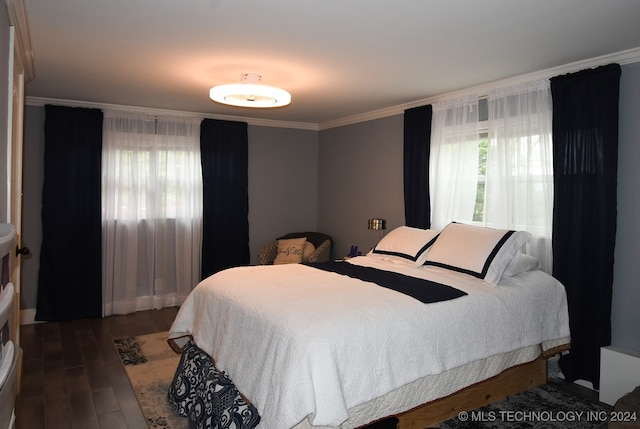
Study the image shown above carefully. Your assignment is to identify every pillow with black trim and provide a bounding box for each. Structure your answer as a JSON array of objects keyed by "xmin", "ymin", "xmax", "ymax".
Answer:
[
  {"xmin": 369, "ymin": 226, "xmax": 439, "ymax": 266},
  {"xmin": 424, "ymin": 222, "xmax": 531, "ymax": 285},
  {"xmin": 273, "ymin": 237, "xmax": 307, "ymax": 265}
]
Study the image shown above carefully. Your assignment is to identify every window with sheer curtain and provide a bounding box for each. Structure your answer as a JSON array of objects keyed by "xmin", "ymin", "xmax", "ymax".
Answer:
[
  {"xmin": 101, "ymin": 111, "xmax": 203, "ymax": 316},
  {"xmin": 430, "ymin": 80, "xmax": 554, "ymax": 272}
]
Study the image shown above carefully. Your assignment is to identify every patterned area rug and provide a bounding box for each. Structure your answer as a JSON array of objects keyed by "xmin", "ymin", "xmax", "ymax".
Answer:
[
  {"xmin": 114, "ymin": 332, "xmax": 187, "ymax": 429},
  {"xmin": 429, "ymin": 382, "xmax": 612, "ymax": 429}
]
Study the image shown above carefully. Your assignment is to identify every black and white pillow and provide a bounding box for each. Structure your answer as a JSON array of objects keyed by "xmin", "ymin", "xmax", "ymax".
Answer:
[
  {"xmin": 369, "ymin": 226, "xmax": 439, "ymax": 266},
  {"xmin": 424, "ymin": 222, "xmax": 531, "ymax": 285}
]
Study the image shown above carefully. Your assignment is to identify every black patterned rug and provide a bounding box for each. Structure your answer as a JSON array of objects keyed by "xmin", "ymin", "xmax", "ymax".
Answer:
[
  {"xmin": 114, "ymin": 332, "xmax": 186, "ymax": 429},
  {"xmin": 428, "ymin": 382, "xmax": 612, "ymax": 429}
]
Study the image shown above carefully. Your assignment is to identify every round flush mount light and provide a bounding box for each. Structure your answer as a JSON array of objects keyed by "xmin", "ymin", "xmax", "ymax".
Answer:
[{"xmin": 209, "ymin": 73, "xmax": 291, "ymax": 108}]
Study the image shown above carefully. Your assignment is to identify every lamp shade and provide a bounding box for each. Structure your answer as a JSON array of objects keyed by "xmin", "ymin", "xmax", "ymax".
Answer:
[
  {"xmin": 209, "ymin": 73, "xmax": 291, "ymax": 108},
  {"xmin": 368, "ymin": 218, "xmax": 386, "ymax": 230}
]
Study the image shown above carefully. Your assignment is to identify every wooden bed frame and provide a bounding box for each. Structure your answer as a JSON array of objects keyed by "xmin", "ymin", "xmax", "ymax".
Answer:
[
  {"xmin": 169, "ymin": 336, "xmax": 555, "ymax": 429},
  {"xmin": 394, "ymin": 356, "xmax": 547, "ymax": 429}
]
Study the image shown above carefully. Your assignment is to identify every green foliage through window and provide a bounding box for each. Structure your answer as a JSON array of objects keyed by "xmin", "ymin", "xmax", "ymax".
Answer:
[{"xmin": 473, "ymin": 138, "xmax": 488, "ymax": 222}]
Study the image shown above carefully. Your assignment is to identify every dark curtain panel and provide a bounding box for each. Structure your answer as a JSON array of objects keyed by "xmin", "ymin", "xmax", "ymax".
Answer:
[
  {"xmin": 200, "ymin": 119, "xmax": 250, "ymax": 279},
  {"xmin": 36, "ymin": 105, "xmax": 103, "ymax": 321},
  {"xmin": 550, "ymin": 63, "xmax": 621, "ymax": 388},
  {"xmin": 403, "ymin": 105, "xmax": 433, "ymax": 228}
]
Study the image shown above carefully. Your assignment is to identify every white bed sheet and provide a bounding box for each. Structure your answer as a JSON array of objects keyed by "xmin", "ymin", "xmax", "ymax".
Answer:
[{"xmin": 168, "ymin": 256, "xmax": 570, "ymax": 429}]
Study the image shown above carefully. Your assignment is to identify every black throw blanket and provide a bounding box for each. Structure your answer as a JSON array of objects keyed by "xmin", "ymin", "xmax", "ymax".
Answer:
[{"xmin": 308, "ymin": 261, "xmax": 467, "ymax": 303}]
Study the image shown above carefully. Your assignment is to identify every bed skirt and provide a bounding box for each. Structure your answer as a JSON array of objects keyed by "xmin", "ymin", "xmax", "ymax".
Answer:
[{"xmin": 168, "ymin": 339, "xmax": 261, "ymax": 429}]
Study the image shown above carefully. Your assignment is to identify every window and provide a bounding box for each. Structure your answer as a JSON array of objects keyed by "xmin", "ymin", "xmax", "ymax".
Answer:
[
  {"xmin": 102, "ymin": 111, "xmax": 203, "ymax": 316},
  {"xmin": 473, "ymin": 133, "xmax": 488, "ymax": 222},
  {"xmin": 431, "ymin": 80, "xmax": 554, "ymax": 272},
  {"xmin": 102, "ymin": 117, "xmax": 202, "ymax": 221},
  {"xmin": 109, "ymin": 144, "xmax": 199, "ymax": 220}
]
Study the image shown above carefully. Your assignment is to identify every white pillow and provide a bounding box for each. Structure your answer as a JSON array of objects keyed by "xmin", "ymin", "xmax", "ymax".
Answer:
[
  {"xmin": 369, "ymin": 226, "xmax": 439, "ymax": 266},
  {"xmin": 503, "ymin": 253, "xmax": 539, "ymax": 277},
  {"xmin": 273, "ymin": 237, "xmax": 307, "ymax": 265},
  {"xmin": 424, "ymin": 222, "xmax": 531, "ymax": 285}
]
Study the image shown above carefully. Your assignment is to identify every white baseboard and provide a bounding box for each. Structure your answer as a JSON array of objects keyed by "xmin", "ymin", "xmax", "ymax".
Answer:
[
  {"xmin": 20, "ymin": 308, "xmax": 43, "ymax": 325},
  {"xmin": 600, "ymin": 346, "xmax": 640, "ymax": 405},
  {"xmin": 573, "ymin": 379, "xmax": 595, "ymax": 390}
]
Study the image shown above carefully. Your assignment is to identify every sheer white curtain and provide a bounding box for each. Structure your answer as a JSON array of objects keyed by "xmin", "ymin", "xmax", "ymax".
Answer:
[
  {"xmin": 429, "ymin": 95, "xmax": 480, "ymax": 229},
  {"xmin": 486, "ymin": 80, "xmax": 554, "ymax": 272},
  {"xmin": 429, "ymin": 81, "xmax": 554, "ymax": 273},
  {"xmin": 102, "ymin": 111, "xmax": 203, "ymax": 316}
]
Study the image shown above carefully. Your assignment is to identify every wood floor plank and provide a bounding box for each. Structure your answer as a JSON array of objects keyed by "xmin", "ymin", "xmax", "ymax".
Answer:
[
  {"xmin": 15, "ymin": 392, "xmax": 46, "ymax": 429},
  {"xmin": 17, "ymin": 306, "xmax": 180, "ymax": 429},
  {"xmin": 92, "ymin": 387, "xmax": 120, "ymax": 416},
  {"xmin": 60, "ymin": 321, "xmax": 84, "ymax": 369},
  {"xmin": 18, "ymin": 356, "xmax": 43, "ymax": 398},
  {"xmin": 65, "ymin": 366, "xmax": 98, "ymax": 422},
  {"xmin": 44, "ymin": 395, "xmax": 72, "ymax": 429},
  {"xmin": 19, "ymin": 323, "xmax": 43, "ymax": 358},
  {"xmin": 84, "ymin": 360, "xmax": 112, "ymax": 392},
  {"xmin": 97, "ymin": 410, "xmax": 127, "ymax": 429}
]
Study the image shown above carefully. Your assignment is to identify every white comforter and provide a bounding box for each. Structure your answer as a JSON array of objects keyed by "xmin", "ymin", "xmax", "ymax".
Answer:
[{"xmin": 168, "ymin": 256, "xmax": 570, "ymax": 429}]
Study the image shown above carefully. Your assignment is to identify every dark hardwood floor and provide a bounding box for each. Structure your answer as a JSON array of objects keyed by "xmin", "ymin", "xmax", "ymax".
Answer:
[{"xmin": 16, "ymin": 307, "xmax": 180, "ymax": 429}]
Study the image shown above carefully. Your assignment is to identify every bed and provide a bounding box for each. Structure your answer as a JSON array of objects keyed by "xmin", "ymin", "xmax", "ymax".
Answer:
[{"xmin": 167, "ymin": 223, "xmax": 571, "ymax": 429}]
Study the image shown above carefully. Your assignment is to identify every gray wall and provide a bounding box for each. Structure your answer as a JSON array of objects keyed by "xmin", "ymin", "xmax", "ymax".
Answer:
[
  {"xmin": 248, "ymin": 125, "xmax": 318, "ymax": 262},
  {"xmin": 611, "ymin": 61, "xmax": 640, "ymax": 352},
  {"xmin": 318, "ymin": 115, "xmax": 405, "ymax": 258},
  {"xmin": 18, "ymin": 63, "xmax": 640, "ymax": 356},
  {"xmin": 19, "ymin": 106, "xmax": 319, "ymax": 309}
]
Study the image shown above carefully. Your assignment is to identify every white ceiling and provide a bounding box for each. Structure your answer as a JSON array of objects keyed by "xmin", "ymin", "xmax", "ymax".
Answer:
[{"xmin": 22, "ymin": 0, "xmax": 640, "ymax": 128}]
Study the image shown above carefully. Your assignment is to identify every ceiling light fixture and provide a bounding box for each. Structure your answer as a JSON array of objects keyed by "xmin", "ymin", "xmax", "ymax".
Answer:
[{"xmin": 209, "ymin": 73, "xmax": 291, "ymax": 108}]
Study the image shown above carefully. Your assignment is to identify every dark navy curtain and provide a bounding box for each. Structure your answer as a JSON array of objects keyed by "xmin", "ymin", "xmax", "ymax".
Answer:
[
  {"xmin": 36, "ymin": 105, "xmax": 103, "ymax": 321},
  {"xmin": 200, "ymin": 119, "xmax": 250, "ymax": 279},
  {"xmin": 403, "ymin": 105, "xmax": 433, "ymax": 228},
  {"xmin": 550, "ymin": 63, "xmax": 621, "ymax": 388}
]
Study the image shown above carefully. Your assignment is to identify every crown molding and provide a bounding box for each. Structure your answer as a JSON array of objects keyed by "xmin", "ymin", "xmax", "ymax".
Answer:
[
  {"xmin": 25, "ymin": 97, "xmax": 320, "ymax": 131},
  {"xmin": 317, "ymin": 46, "xmax": 640, "ymax": 130},
  {"xmin": 26, "ymin": 47, "xmax": 640, "ymax": 132},
  {"xmin": 5, "ymin": 0, "xmax": 35, "ymax": 82}
]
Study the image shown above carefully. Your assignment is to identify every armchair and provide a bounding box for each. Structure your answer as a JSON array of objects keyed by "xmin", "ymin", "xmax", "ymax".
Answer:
[{"xmin": 258, "ymin": 232, "xmax": 332, "ymax": 265}]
